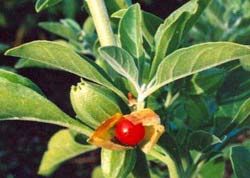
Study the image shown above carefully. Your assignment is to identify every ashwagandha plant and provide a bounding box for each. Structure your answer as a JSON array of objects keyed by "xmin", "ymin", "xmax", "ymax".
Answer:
[{"xmin": 1, "ymin": 0, "xmax": 250, "ymax": 177}]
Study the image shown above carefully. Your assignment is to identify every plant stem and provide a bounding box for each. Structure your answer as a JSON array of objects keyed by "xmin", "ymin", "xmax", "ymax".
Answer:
[
  {"xmin": 86, "ymin": 0, "xmax": 116, "ymax": 46},
  {"xmin": 149, "ymin": 148, "xmax": 180, "ymax": 178},
  {"xmin": 86, "ymin": 0, "xmax": 145, "ymax": 109}
]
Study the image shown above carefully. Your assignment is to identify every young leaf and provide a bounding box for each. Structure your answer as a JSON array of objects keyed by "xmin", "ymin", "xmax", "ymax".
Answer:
[
  {"xmin": 142, "ymin": 12, "xmax": 163, "ymax": 49},
  {"xmin": 38, "ymin": 129, "xmax": 96, "ymax": 176},
  {"xmin": 0, "ymin": 80, "xmax": 93, "ymax": 136},
  {"xmin": 230, "ymin": 145, "xmax": 250, "ymax": 178},
  {"xmin": 112, "ymin": 10, "xmax": 163, "ymax": 49},
  {"xmin": 5, "ymin": 40, "xmax": 127, "ymax": 102},
  {"xmin": 0, "ymin": 69, "xmax": 43, "ymax": 94},
  {"xmin": 150, "ymin": 0, "xmax": 212, "ymax": 77},
  {"xmin": 70, "ymin": 81, "xmax": 125, "ymax": 129},
  {"xmin": 35, "ymin": 0, "xmax": 62, "ymax": 12},
  {"xmin": 146, "ymin": 42, "xmax": 250, "ymax": 97},
  {"xmin": 101, "ymin": 149, "xmax": 136, "ymax": 178},
  {"xmin": 119, "ymin": 4, "xmax": 144, "ymax": 59},
  {"xmin": 99, "ymin": 46, "xmax": 140, "ymax": 92}
]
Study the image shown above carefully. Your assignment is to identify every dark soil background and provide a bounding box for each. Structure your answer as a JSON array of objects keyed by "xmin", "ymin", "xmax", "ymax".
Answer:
[{"xmin": 0, "ymin": 1, "xmax": 188, "ymax": 178}]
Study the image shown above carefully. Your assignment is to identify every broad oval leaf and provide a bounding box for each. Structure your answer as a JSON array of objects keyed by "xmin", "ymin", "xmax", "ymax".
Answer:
[
  {"xmin": 35, "ymin": 0, "xmax": 62, "ymax": 12},
  {"xmin": 5, "ymin": 40, "xmax": 127, "ymax": 102},
  {"xmin": 38, "ymin": 129, "xmax": 96, "ymax": 176},
  {"xmin": 70, "ymin": 81, "xmax": 125, "ymax": 129},
  {"xmin": 230, "ymin": 145, "xmax": 250, "ymax": 178},
  {"xmin": 0, "ymin": 69, "xmax": 43, "ymax": 94},
  {"xmin": 147, "ymin": 42, "xmax": 250, "ymax": 97},
  {"xmin": 99, "ymin": 46, "xmax": 139, "ymax": 92},
  {"xmin": 150, "ymin": 0, "xmax": 212, "ymax": 77},
  {"xmin": 101, "ymin": 149, "xmax": 136, "ymax": 178},
  {"xmin": 119, "ymin": 4, "xmax": 144, "ymax": 59},
  {"xmin": 0, "ymin": 80, "xmax": 93, "ymax": 136}
]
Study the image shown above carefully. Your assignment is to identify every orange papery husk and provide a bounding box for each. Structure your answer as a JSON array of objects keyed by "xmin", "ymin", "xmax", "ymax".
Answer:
[{"xmin": 87, "ymin": 109, "xmax": 165, "ymax": 153}]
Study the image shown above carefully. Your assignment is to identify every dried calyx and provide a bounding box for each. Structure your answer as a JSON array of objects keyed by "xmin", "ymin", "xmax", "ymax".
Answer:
[{"xmin": 87, "ymin": 108, "xmax": 165, "ymax": 153}]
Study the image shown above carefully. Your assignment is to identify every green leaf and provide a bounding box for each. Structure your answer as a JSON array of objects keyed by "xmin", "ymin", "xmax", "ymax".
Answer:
[
  {"xmin": 215, "ymin": 99, "xmax": 245, "ymax": 119},
  {"xmin": 105, "ymin": 0, "xmax": 131, "ymax": 14},
  {"xmin": 147, "ymin": 42, "xmax": 250, "ymax": 97},
  {"xmin": 38, "ymin": 129, "xmax": 96, "ymax": 176},
  {"xmin": 132, "ymin": 149, "xmax": 150, "ymax": 178},
  {"xmin": 184, "ymin": 96, "xmax": 210, "ymax": 129},
  {"xmin": 188, "ymin": 131, "xmax": 221, "ymax": 152},
  {"xmin": 214, "ymin": 99, "xmax": 245, "ymax": 136},
  {"xmin": 70, "ymin": 81, "xmax": 124, "ymax": 129},
  {"xmin": 185, "ymin": 68, "xmax": 225, "ymax": 95},
  {"xmin": 92, "ymin": 167, "xmax": 105, "ymax": 178},
  {"xmin": 35, "ymin": 0, "xmax": 62, "ymax": 12},
  {"xmin": 92, "ymin": 166, "xmax": 134, "ymax": 178},
  {"xmin": 101, "ymin": 149, "xmax": 136, "ymax": 178},
  {"xmin": 99, "ymin": 46, "xmax": 139, "ymax": 92},
  {"xmin": 217, "ymin": 68, "xmax": 250, "ymax": 104},
  {"xmin": 0, "ymin": 80, "xmax": 93, "ymax": 136},
  {"xmin": 150, "ymin": 0, "xmax": 212, "ymax": 77},
  {"xmin": 230, "ymin": 145, "xmax": 250, "ymax": 178},
  {"xmin": 198, "ymin": 160, "xmax": 225, "ymax": 178},
  {"xmin": 39, "ymin": 20, "xmax": 81, "ymax": 41},
  {"xmin": 119, "ymin": 4, "xmax": 144, "ymax": 59},
  {"xmin": 5, "ymin": 40, "xmax": 127, "ymax": 102},
  {"xmin": 142, "ymin": 12, "xmax": 163, "ymax": 49},
  {"xmin": 15, "ymin": 58, "xmax": 58, "ymax": 70},
  {"xmin": 223, "ymin": 98, "xmax": 250, "ymax": 133},
  {"xmin": 241, "ymin": 56, "xmax": 250, "ymax": 71},
  {"xmin": 0, "ymin": 69, "xmax": 43, "ymax": 94},
  {"xmin": 112, "ymin": 10, "xmax": 163, "ymax": 49}
]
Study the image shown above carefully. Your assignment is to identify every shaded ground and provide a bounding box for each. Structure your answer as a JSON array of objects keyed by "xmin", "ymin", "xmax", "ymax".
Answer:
[{"xmin": 0, "ymin": 1, "xmax": 188, "ymax": 177}]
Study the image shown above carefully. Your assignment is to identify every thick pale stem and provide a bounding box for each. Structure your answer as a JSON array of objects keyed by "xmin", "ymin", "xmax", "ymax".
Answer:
[{"xmin": 86, "ymin": 0, "xmax": 116, "ymax": 46}]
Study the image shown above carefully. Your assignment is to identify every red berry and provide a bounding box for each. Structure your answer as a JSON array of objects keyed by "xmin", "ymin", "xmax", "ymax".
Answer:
[{"xmin": 115, "ymin": 118, "xmax": 145, "ymax": 146}]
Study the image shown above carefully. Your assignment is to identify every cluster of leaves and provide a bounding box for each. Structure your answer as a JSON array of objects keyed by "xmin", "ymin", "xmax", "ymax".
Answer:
[
  {"xmin": 187, "ymin": 0, "xmax": 250, "ymax": 44},
  {"xmin": 0, "ymin": 0, "xmax": 250, "ymax": 178}
]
